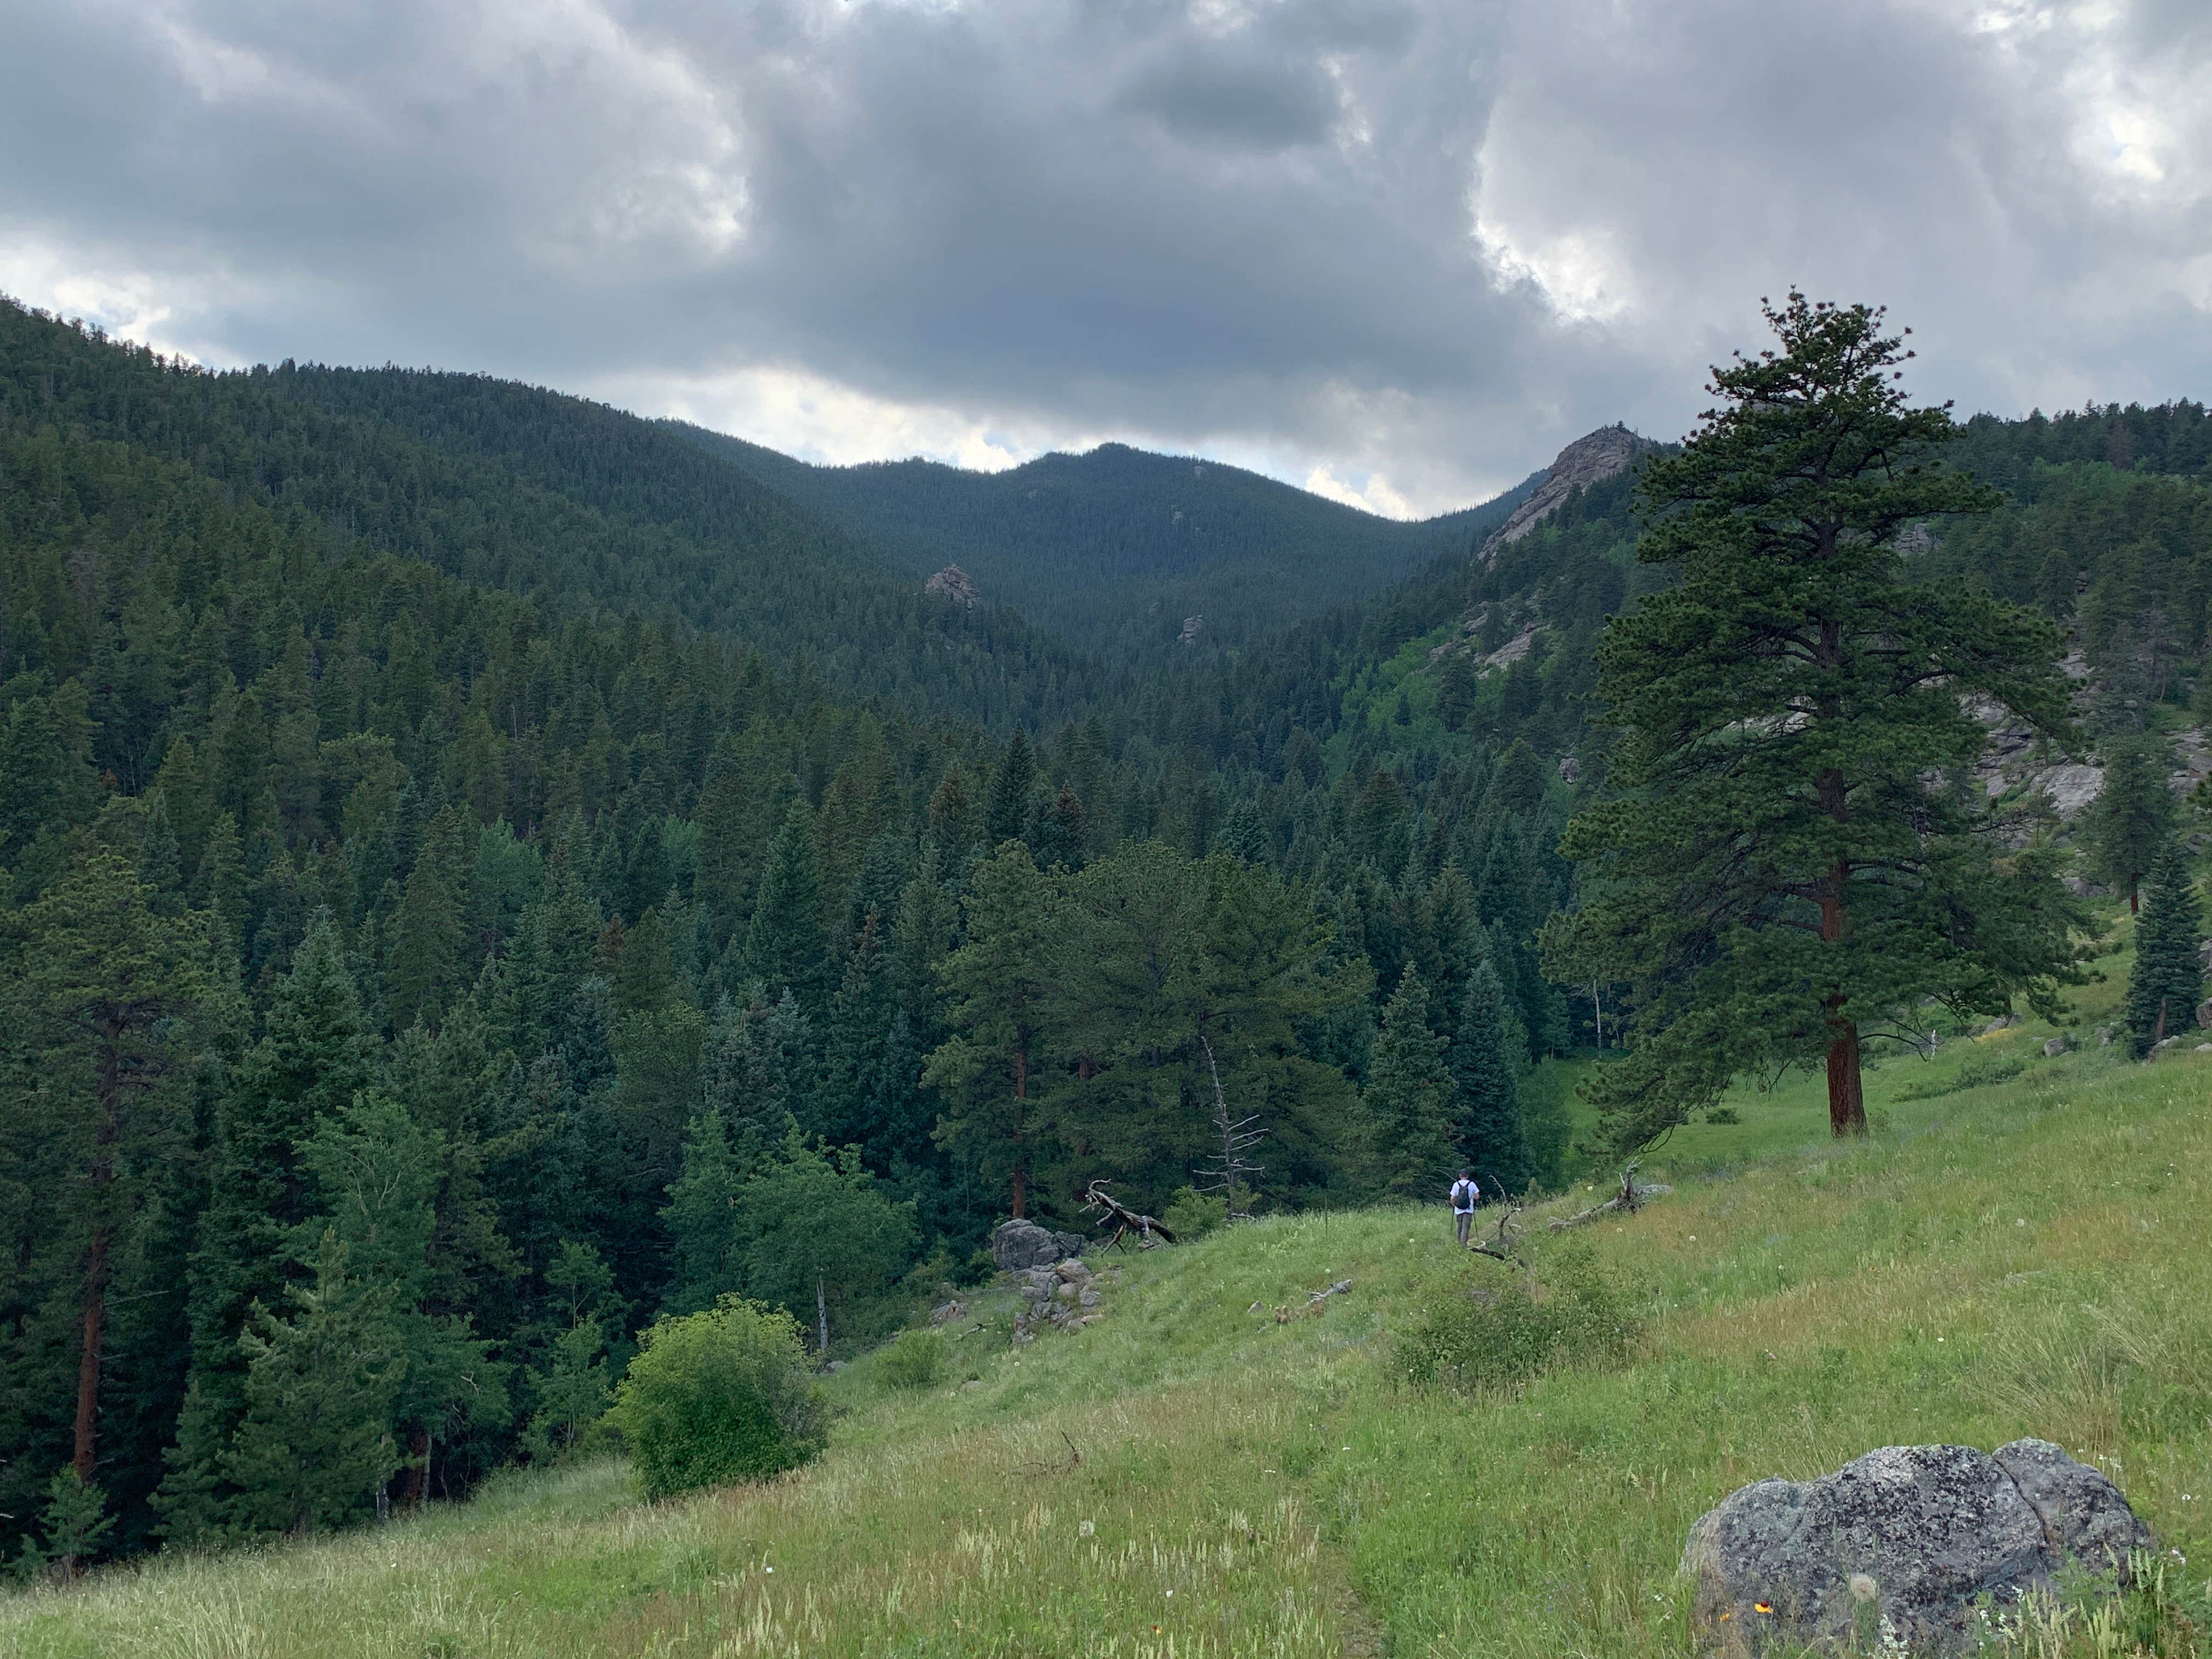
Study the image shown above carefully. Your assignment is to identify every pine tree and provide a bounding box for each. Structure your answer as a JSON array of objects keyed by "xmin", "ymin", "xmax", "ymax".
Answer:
[
  {"xmin": 2083, "ymin": 736, "xmax": 2175, "ymax": 913},
  {"xmin": 924, "ymin": 843, "xmax": 1063, "ymax": 1218},
  {"xmin": 745, "ymin": 799, "xmax": 827, "ymax": 1000},
  {"xmin": 386, "ymin": 805, "xmax": 472, "ymax": 1030},
  {"xmin": 1547, "ymin": 295, "xmax": 2083, "ymax": 1148},
  {"xmin": 2123, "ymin": 839, "xmax": 2204, "ymax": 1056},
  {"xmin": 7, "ymin": 850, "xmax": 212, "ymax": 1500},
  {"xmin": 1447, "ymin": 959, "xmax": 1532, "ymax": 1197},
  {"xmin": 1436, "ymin": 652, "xmax": 1477, "ymax": 732},
  {"xmin": 985, "ymin": 732, "xmax": 1036, "ymax": 848},
  {"xmin": 221, "ymin": 1234, "xmax": 405, "ymax": 1539},
  {"xmin": 1364, "ymin": 968, "xmax": 1454, "ymax": 1199}
]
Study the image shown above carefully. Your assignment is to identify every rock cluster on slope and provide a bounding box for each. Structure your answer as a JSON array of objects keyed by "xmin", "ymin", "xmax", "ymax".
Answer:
[
  {"xmin": 1012, "ymin": 1255, "xmax": 1105, "ymax": 1340},
  {"xmin": 989, "ymin": 1217, "xmax": 1088, "ymax": 1272},
  {"xmin": 922, "ymin": 565, "xmax": 981, "ymax": 607},
  {"xmin": 1682, "ymin": 1440, "xmax": 2153, "ymax": 1654}
]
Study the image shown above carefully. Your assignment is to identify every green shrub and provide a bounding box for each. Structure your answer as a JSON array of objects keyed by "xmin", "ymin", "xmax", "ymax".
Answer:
[
  {"xmin": 1395, "ymin": 1243, "xmax": 1644, "ymax": 1397},
  {"xmin": 1895, "ymin": 1051, "xmax": 2029, "ymax": 1101},
  {"xmin": 1703, "ymin": 1106, "xmax": 1741, "ymax": 1125},
  {"xmin": 1161, "ymin": 1186, "xmax": 1228, "ymax": 1239},
  {"xmin": 606, "ymin": 1297, "xmax": 827, "ymax": 1501},
  {"xmin": 876, "ymin": 1329, "xmax": 948, "ymax": 1391}
]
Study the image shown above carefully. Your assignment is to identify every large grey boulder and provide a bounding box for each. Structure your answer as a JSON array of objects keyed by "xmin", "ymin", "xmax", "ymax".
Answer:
[
  {"xmin": 1683, "ymin": 1440, "xmax": 2151, "ymax": 1654},
  {"xmin": 989, "ymin": 1218, "xmax": 1087, "ymax": 1272}
]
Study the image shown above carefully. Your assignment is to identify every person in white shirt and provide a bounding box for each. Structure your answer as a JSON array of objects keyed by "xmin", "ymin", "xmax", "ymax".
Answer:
[{"xmin": 1449, "ymin": 1169, "xmax": 1480, "ymax": 1245}]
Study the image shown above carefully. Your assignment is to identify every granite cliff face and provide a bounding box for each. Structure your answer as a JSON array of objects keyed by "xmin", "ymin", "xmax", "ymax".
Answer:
[{"xmin": 1480, "ymin": 424, "xmax": 1653, "ymax": 566}]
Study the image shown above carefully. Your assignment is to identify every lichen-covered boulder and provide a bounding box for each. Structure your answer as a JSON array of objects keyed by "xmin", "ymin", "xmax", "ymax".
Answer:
[{"xmin": 1683, "ymin": 1440, "xmax": 2151, "ymax": 1654}]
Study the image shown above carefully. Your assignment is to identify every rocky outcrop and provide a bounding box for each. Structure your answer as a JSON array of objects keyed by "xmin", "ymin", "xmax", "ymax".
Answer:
[
  {"xmin": 1178, "ymin": 614, "xmax": 1204, "ymax": 645},
  {"xmin": 1012, "ymin": 1255, "xmax": 1106, "ymax": 1340},
  {"xmin": 1480, "ymin": 425, "xmax": 1652, "ymax": 566},
  {"xmin": 1683, "ymin": 1440, "xmax": 2152, "ymax": 1655},
  {"xmin": 923, "ymin": 565, "xmax": 980, "ymax": 607},
  {"xmin": 989, "ymin": 1218, "xmax": 1087, "ymax": 1272}
]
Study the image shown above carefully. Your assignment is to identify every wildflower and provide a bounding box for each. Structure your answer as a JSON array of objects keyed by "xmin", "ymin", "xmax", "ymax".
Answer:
[
  {"xmin": 1080, "ymin": 1520, "xmax": 1095, "ymax": 1537},
  {"xmin": 1849, "ymin": 1573, "xmax": 1878, "ymax": 1603},
  {"xmin": 1754, "ymin": 1602, "xmax": 1773, "ymax": 1615}
]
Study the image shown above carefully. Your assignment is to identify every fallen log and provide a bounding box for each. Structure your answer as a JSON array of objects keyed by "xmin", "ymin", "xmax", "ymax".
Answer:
[
  {"xmin": 1273, "ymin": 1278, "xmax": 1353, "ymax": 1323},
  {"xmin": 1548, "ymin": 1163, "xmax": 1673, "ymax": 1231},
  {"xmin": 1469, "ymin": 1204, "xmax": 1527, "ymax": 1265}
]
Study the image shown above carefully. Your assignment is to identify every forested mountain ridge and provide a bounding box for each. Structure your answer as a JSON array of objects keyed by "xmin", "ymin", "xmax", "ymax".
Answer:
[
  {"xmin": 7, "ymin": 289, "xmax": 2210, "ymax": 1587},
  {"xmin": 667, "ymin": 421, "xmax": 1539, "ymax": 661},
  {"xmin": 0, "ymin": 301, "xmax": 1115, "ymax": 733}
]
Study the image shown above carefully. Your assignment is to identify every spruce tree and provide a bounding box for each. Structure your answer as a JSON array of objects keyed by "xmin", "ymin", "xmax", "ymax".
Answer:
[
  {"xmin": 745, "ymin": 799, "xmax": 827, "ymax": 1000},
  {"xmin": 2123, "ymin": 838, "xmax": 2204, "ymax": 1056},
  {"xmin": 1364, "ymin": 968, "xmax": 1454, "ymax": 1199},
  {"xmin": 924, "ymin": 843, "xmax": 1063, "ymax": 1218},
  {"xmin": 985, "ymin": 732, "xmax": 1037, "ymax": 848},
  {"xmin": 1448, "ymin": 958, "xmax": 1532, "ymax": 1195},
  {"xmin": 2083, "ymin": 736, "xmax": 2175, "ymax": 913},
  {"xmin": 1547, "ymin": 295, "xmax": 2084, "ymax": 1148}
]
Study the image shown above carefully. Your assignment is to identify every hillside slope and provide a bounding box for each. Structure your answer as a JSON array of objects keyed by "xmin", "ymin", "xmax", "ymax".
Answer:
[
  {"xmin": 669, "ymin": 422, "xmax": 1539, "ymax": 661},
  {"xmin": 12, "ymin": 1012, "xmax": 2207, "ymax": 1658}
]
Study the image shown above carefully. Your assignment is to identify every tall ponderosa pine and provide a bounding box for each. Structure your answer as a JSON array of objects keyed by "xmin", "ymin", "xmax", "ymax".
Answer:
[
  {"xmin": 2122, "ymin": 839, "xmax": 2204, "ymax": 1056},
  {"xmin": 7, "ymin": 851, "xmax": 213, "ymax": 1498},
  {"xmin": 1547, "ymin": 295, "xmax": 2084, "ymax": 1147},
  {"xmin": 2083, "ymin": 736, "xmax": 2175, "ymax": 914},
  {"xmin": 985, "ymin": 732, "xmax": 1037, "ymax": 849},
  {"xmin": 744, "ymin": 799, "xmax": 827, "ymax": 1001}
]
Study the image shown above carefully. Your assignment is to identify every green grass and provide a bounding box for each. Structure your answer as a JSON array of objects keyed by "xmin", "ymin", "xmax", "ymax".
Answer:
[{"xmin": 8, "ymin": 966, "xmax": 2210, "ymax": 1656}]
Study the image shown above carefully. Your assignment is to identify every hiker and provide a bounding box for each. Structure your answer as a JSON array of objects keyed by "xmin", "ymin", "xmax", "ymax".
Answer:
[{"xmin": 1449, "ymin": 1169, "xmax": 1480, "ymax": 1245}]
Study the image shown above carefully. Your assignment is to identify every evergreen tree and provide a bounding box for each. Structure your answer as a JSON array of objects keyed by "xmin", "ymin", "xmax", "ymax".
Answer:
[
  {"xmin": 2123, "ymin": 839, "xmax": 2204, "ymax": 1056},
  {"xmin": 1547, "ymin": 295, "xmax": 2084, "ymax": 1148},
  {"xmin": 1448, "ymin": 958, "xmax": 1532, "ymax": 1195},
  {"xmin": 220, "ymin": 1234, "xmax": 405, "ymax": 1539},
  {"xmin": 1215, "ymin": 799, "xmax": 1268, "ymax": 866},
  {"xmin": 2083, "ymin": 735, "xmax": 2175, "ymax": 913},
  {"xmin": 744, "ymin": 799, "xmax": 827, "ymax": 1000},
  {"xmin": 662, "ymin": 1107, "xmax": 746, "ymax": 1314},
  {"xmin": 926, "ymin": 843, "xmax": 1063, "ymax": 1217},
  {"xmin": 1436, "ymin": 652, "xmax": 1477, "ymax": 732},
  {"xmin": 1364, "ymin": 968, "xmax": 1453, "ymax": 1199},
  {"xmin": 985, "ymin": 731, "xmax": 1036, "ymax": 848},
  {"xmin": 5, "ymin": 850, "xmax": 212, "ymax": 1509}
]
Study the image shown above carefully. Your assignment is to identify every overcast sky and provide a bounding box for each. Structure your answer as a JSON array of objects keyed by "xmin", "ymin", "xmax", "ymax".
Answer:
[{"xmin": 4, "ymin": 0, "xmax": 2208, "ymax": 517}]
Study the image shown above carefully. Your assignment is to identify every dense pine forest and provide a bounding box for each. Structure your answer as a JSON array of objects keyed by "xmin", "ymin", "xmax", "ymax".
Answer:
[{"xmin": 3, "ymin": 291, "xmax": 2210, "ymax": 1573}]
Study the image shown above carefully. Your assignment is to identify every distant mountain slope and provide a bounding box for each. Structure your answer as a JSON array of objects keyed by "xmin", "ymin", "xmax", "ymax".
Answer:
[
  {"xmin": 666, "ymin": 424, "xmax": 1538, "ymax": 659},
  {"xmin": 0, "ymin": 302, "xmax": 1111, "ymax": 732}
]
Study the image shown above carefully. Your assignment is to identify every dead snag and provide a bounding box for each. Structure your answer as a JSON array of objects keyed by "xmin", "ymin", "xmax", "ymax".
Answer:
[{"xmin": 1081, "ymin": 1180, "xmax": 1177, "ymax": 1250}]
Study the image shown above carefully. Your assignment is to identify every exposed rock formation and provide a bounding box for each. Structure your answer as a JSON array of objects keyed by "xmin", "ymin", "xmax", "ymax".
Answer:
[
  {"xmin": 989, "ymin": 1218, "xmax": 1088, "ymax": 1272},
  {"xmin": 1011, "ymin": 1255, "xmax": 1107, "ymax": 1339},
  {"xmin": 1178, "ymin": 614, "xmax": 1203, "ymax": 645},
  {"xmin": 1683, "ymin": 1440, "xmax": 2152, "ymax": 1654},
  {"xmin": 923, "ymin": 565, "xmax": 980, "ymax": 607},
  {"xmin": 1480, "ymin": 425, "xmax": 1653, "ymax": 565}
]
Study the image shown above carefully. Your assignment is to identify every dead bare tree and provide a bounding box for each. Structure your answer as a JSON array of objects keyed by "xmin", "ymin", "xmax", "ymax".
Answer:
[
  {"xmin": 1081, "ymin": 1180, "xmax": 1177, "ymax": 1250},
  {"xmin": 1193, "ymin": 1035, "xmax": 1262, "ymax": 1220},
  {"xmin": 1469, "ymin": 1204, "xmax": 1528, "ymax": 1266}
]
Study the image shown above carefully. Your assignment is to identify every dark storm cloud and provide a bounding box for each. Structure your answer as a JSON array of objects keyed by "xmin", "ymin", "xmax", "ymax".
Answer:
[{"xmin": 2, "ymin": 0, "xmax": 2207, "ymax": 511}]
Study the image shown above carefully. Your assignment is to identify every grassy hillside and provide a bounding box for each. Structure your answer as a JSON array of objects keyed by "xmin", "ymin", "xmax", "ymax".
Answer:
[
  {"xmin": 9, "ymin": 936, "xmax": 2209, "ymax": 1657},
  {"xmin": 669, "ymin": 423, "xmax": 1536, "ymax": 663}
]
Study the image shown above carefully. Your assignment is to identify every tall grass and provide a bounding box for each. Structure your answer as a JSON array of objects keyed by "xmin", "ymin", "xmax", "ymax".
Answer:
[{"xmin": 8, "ymin": 1025, "xmax": 2208, "ymax": 1658}]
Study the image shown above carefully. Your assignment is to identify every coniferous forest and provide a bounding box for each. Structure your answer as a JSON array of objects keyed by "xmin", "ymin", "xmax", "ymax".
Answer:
[{"xmin": 4, "ymin": 290, "xmax": 2210, "ymax": 1570}]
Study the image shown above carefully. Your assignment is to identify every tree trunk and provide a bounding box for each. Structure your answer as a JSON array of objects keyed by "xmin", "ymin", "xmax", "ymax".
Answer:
[
  {"xmin": 402, "ymin": 1429, "xmax": 430, "ymax": 1508},
  {"xmin": 1010, "ymin": 1040, "xmax": 1028, "ymax": 1218},
  {"xmin": 1825, "ymin": 1022, "xmax": 1866, "ymax": 1136},
  {"xmin": 72, "ymin": 1227, "xmax": 109, "ymax": 1482},
  {"xmin": 2129, "ymin": 876, "xmax": 2141, "ymax": 915}
]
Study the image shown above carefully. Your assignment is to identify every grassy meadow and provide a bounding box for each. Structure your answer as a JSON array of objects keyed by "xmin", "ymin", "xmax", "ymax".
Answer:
[{"xmin": 7, "ymin": 915, "xmax": 2211, "ymax": 1657}]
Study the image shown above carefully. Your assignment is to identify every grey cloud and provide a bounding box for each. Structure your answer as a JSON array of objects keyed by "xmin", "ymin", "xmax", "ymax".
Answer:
[{"xmin": 1, "ymin": 0, "xmax": 2207, "ymax": 513}]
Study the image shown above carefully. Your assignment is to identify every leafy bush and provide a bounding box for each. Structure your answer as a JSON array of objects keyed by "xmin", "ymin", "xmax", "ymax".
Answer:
[
  {"xmin": 607, "ymin": 1297, "xmax": 827, "ymax": 1500},
  {"xmin": 1161, "ymin": 1187, "xmax": 1228, "ymax": 1239},
  {"xmin": 1395, "ymin": 1244, "xmax": 1644, "ymax": 1397},
  {"xmin": 876, "ymin": 1330, "xmax": 948, "ymax": 1391},
  {"xmin": 1703, "ymin": 1106, "xmax": 1742, "ymax": 1125}
]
